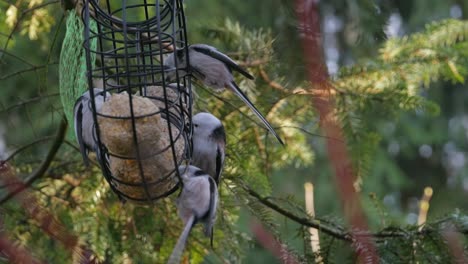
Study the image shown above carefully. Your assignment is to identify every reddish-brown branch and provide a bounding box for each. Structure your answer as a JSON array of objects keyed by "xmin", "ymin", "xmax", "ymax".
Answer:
[
  {"xmin": 259, "ymin": 68, "xmax": 288, "ymax": 92},
  {"xmin": 294, "ymin": 0, "xmax": 379, "ymax": 262},
  {"xmin": 441, "ymin": 227, "xmax": 468, "ymax": 264},
  {"xmin": 250, "ymin": 220, "xmax": 299, "ymax": 264},
  {"xmin": 0, "ymin": 162, "xmax": 99, "ymax": 264},
  {"xmin": 0, "ymin": 233, "xmax": 44, "ymax": 264}
]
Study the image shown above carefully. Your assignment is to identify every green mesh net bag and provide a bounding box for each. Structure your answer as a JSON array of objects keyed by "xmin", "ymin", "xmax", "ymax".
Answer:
[{"xmin": 59, "ymin": 10, "xmax": 97, "ymax": 140}]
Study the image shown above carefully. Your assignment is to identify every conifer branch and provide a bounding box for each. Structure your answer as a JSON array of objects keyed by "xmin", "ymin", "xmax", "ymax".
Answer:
[
  {"xmin": 243, "ymin": 185, "xmax": 351, "ymax": 241},
  {"xmin": 245, "ymin": 184, "xmax": 468, "ymax": 243}
]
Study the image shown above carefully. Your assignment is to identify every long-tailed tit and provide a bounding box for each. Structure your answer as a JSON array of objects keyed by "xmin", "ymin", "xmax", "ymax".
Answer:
[
  {"xmin": 167, "ymin": 165, "xmax": 218, "ymax": 264},
  {"xmin": 191, "ymin": 112, "xmax": 225, "ymax": 184},
  {"xmin": 164, "ymin": 44, "xmax": 284, "ymax": 145},
  {"xmin": 73, "ymin": 88, "xmax": 110, "ymax": 166}
]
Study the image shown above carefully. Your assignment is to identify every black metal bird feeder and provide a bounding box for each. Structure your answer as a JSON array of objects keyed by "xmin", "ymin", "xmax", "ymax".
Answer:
[{"xmin": 81, "ymin": 0, "xmax": 192, "ymax": 203}]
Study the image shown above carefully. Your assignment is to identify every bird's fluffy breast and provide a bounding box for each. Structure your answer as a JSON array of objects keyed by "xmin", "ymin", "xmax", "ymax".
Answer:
[{"xmin": 179, "ymin": 176, "xmax": 212, "ymax": 219}]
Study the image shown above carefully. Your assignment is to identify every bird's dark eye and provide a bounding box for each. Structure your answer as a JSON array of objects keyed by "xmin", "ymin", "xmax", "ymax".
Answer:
[
  {"xmin": 194, "ymin": 169, "xmax": 206, "ymax": 176},
  {"xmin": 194, "ymin": 124, "xmax": 199, "ymax": 128},
  {"xmin": 176, "ymin": 49, "xmax": 185, "ymax": 60}
]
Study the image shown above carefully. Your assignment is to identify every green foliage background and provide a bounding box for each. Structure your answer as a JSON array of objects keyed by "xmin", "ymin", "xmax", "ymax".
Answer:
[{"xmin": 0, "ymin": 0, "xmax": 468, "ymax": 263}]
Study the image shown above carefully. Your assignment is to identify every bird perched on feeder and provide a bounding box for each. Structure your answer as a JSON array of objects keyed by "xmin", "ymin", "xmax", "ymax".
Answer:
[
  {"xmin": 167, "ymin": 165, "xmax": 218, "ymax": 264},
  {"xmin": 191, "ymin": 112, "xmax": 225, "ymax": 184},
  {"xmin": 73, "ymin": 88, "xmax": 110, "ymax": 166},
  {"xmin": 164, "ymin": 44, "xmax": 284, "ymax": 145}
]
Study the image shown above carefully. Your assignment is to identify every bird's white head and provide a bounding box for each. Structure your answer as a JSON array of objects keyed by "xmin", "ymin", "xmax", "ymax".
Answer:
[
  {"xmin": 178, "ymin": 165, "xmax": 206, "ymax": 179},
  {"xmin": 192, "ymin": 112, "xmax": 222, "ymax": 137}
]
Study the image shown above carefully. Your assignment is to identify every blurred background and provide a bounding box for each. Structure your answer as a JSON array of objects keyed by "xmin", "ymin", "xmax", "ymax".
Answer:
[{"xmin": 1, "ymin": 0, "xmax": 467, "ymax": 263}]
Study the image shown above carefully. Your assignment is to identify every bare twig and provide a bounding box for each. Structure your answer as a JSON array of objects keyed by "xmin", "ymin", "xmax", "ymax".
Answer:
[
  {"xmin": 23, "ymin": 0, "xmax": 60, "ymax": 14},
  {"xmin": 0, "ymin": 49, "xmax": 34, "ymax": 66},
  {"xmin": 278, "ymin": 125, "xmax": 343, "ymax": 142},
  {"xmin": 3, "ymin": 136, "xmax": 55, "ymax": 162},
  {"xmin": 259, "ymin": 67, "xmax": 288, "ymax": 93},
  {"xmin": 63, "ymin": 140, "xmax": 100, "ymax": 167},
  {"xmin": 0, "ymin": 1, "xmax": 60, "ymax": 61},
  {"xmin": 0, "ymin": 63, "xmax": 58, "ymax": 81},
  {"xmin": 0, "ymin": 93, "xmax": 59, "ymax": 113},
  {"xmin": 0, "ymin": 117, "xmax": 67, "ymax": 205}
]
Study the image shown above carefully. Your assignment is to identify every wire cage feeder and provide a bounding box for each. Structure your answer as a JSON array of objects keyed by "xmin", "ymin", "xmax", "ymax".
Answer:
[{"xmin": 81, "ymin": 0, "xmax": 192, "ymax": 203}]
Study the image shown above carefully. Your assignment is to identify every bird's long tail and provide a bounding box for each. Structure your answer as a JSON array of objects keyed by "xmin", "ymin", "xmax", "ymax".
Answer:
[
  {"xmin": 228, "ymin": 82, "xmax": 284, "ymax": 145},
  {"xmin": 74, "ymin": 101, "xmax": 90, "ymax": 167},
  {"xmin": 167, "ymin": 215, "xmax": 195, "ymax": 264}
]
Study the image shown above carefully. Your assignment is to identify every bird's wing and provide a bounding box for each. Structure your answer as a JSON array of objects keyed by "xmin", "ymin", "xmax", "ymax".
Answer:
[
  {"xmin": 191, "ymin": 44, "xmax": 254, "ymax": 80},
  {"xmin": 215, "ymin": 146, "xmax": 225, "ymax": 185},
  {"xmin": 211, "ymin": 124, "xmax": 226, "ymax": 184},
  {"xmin": 228, "ymin": 82, "xmax": 284, "ymax": 145},
  {"xmin": 206, "ymin": 176, "xmax": 218, "ymax": 247},
  {"xmin": 191, "ymin": 66, "xmax": 206, "ymax": 81},
  {"xmin": 73, "ymin": 97, "xmax": 90, "ymax": 166},
  {"xmin": 208, "ymin": 176, "xmax": 218, "ymax": 220},
  {"xmin": 167, "ymin": 214, "xmax": 195, "ymax": 264}
]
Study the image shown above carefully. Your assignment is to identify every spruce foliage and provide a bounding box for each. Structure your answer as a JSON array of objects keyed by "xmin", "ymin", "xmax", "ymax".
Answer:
[{"xmin": 0, "ymin": 1, "xmax": 467, "ymax": 262}]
